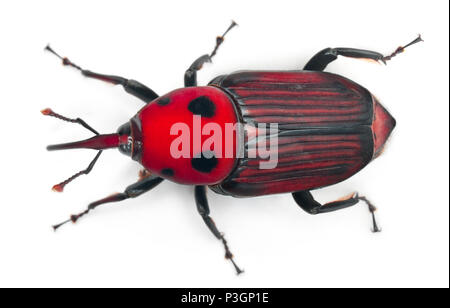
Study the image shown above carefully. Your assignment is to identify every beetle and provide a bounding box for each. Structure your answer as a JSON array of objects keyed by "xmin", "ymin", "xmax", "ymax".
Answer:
[{"xmin": 43, "ymin": 21, "xmax": 422, "ymax": 274}]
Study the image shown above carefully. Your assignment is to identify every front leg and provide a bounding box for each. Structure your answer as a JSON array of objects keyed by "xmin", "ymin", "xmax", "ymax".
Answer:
[
  {"xmin": 184, "ymin": 21, "xmax": 237, "ymax": 87},
  {"xmin": 53, "ymin": 174, "xmax": 164, "ymax": 230},
  {"xmin": 194, "ymin": 186, "xmax": 244, "ymax": 275},
  {"xmin": 45, "ymin": 45, "xmax": 158, "ymax": 103}
]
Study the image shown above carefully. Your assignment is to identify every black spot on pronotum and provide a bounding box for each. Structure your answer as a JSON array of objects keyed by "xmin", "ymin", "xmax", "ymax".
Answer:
[
  {"xmin": 188, "ymin": 96, "xmax": 216, "ymax": 118},
  {"xmin": 191, "ymin": 151, "xmax": 218, "ymax": 173},
  {"xmin": 161, "ymin": 168, "xmax": 174, "ymax": 177},
  {"xmin": 157, "ymin": 97, "xmax": 170, "ymax": 106}
]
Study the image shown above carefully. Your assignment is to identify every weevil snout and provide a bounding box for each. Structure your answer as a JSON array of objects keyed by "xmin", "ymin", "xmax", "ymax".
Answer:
[{"xmin": 42, "ymin": 108, "xmax": 135, "ymax": 192}]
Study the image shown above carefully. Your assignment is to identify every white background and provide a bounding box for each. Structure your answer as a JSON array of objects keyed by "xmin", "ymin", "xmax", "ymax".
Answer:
[{"xmin": 0, "ymin": 0, "xmax": 448, "ymax": 288}]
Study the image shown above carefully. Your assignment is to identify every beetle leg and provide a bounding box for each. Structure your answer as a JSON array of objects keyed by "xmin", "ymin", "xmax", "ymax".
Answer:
[
  {"xmin": 292, "ymin": 191, "xmax": 381, "ymax": 233},
  {"xmin": 304, "ymin": 35, "xmax": 423, "ymax": 71},
  {"xmin": 138, "ymin": 169, "xmax": 152, "ymax": 180},
  {"xmin": 52, "ymin": 175, "xmax": 164, "ymax": 231},
  {"xmin": 184, "ymin": 55, "xmax": 212, "ymax": 88},
  {"xmin": 45, "ymin": 45, "xmax": 158, "ymax": 103},
  {"xmin": 194, "ymin": 186, "xmax": 244, "ymax": 275},
  {"xmin": 184, "ymin": 21, "xmax": 237, "ymax": 87}
]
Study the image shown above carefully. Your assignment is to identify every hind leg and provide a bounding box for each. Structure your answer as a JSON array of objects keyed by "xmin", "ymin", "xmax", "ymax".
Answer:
[
  {"xmin": 292, "ymin": 190, "xmax": 381, "ymax": 232},
  {"xmin": 304, "ymin": 35, "xmax": 423, "ymax": 71},
  {"xmin": 45, "ymin": 45, "xmax": 158, "ymax": 103}
]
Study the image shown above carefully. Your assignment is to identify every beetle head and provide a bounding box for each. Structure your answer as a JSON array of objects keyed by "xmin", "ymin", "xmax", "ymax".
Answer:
[
  {"xmin": 45, "ymin": 113, "xmax": 143, "ymax": 160},
  {"xmin": 115, "ymin": 116, "xmax": 143, "ymax": 161},
  {"xmin": 42, "ymin": 108, "xmax": 143, "ymax": 192}
]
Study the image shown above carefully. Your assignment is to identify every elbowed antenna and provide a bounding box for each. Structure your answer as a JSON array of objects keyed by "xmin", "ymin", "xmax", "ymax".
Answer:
[
  {"xmin": 42, "ymin": 108, "xmax": 128, "ymax": 151},
  {"xmin": 42, "ymin": 108, "xmax": 129, "ymax": 192},
  {"xmin": 41, "ymin": 108, "xmax": 99, "ymax": 135},
  {"xmin": 51, "ymin": 151, "xmax": 103, "ymax": 192}
]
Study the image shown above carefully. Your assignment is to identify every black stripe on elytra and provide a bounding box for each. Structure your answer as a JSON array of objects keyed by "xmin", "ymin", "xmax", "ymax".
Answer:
[
  {"xmin": 191, "ymin": 151, "xmax": 218, "ymax": 173},
  {"xmin": 188, "ymin": 96, "xmax": 216, "ymax": 118}
]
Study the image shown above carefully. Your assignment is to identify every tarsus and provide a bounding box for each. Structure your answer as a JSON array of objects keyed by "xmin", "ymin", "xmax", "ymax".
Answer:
[{"xmin": 382, "ymin": 34, "xmax": 423, "ymax": 63}]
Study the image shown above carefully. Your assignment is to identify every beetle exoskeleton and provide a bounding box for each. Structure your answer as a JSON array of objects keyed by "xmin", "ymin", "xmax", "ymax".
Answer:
[{"xmin": 43, "ymin": 22, "xmax": 422, "ymax": 274}]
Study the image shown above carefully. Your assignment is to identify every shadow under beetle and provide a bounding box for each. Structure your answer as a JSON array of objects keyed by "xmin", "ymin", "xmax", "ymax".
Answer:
[{"xmin": 43, "ymin": 21, "xmax": 422, "ymax": 274}]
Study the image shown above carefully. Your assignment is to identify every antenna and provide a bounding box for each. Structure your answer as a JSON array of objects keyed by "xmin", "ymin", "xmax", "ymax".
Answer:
[{"xmin": 42, "ymin": 108, "xmax": 128, "ymax": 191}]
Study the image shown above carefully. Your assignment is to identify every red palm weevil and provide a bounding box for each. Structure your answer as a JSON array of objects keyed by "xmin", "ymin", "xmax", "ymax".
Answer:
[{"xmin": 43, "ymin": 21, "xmax": 422, "ymax": 274}]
